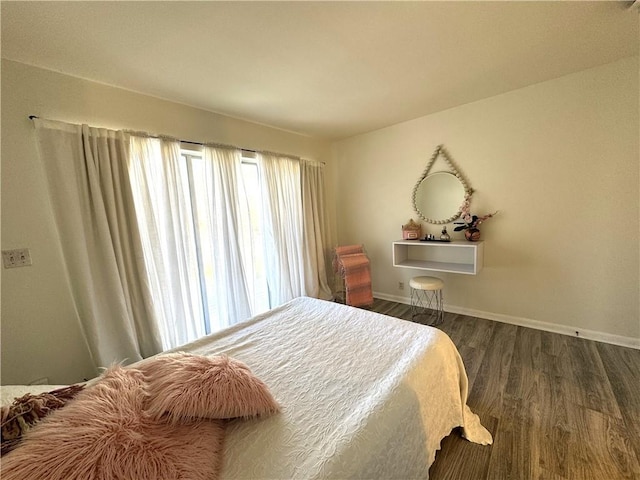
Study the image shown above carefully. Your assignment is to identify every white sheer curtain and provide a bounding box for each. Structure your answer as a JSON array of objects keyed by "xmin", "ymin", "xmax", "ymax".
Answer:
[
  {"xmin": 129, "ymin": 138, "xmax": 254, "ymax": 349},
  {"xmin": 34, "ymin": 119, "xmax": 163, "ymax": 368},
  {"xmin": 258, "ymin": 153, "xmax": 305, "ymax": 305},
  {"xmin": 195, "ymin": 145, "xmax": 252, "ymax": 330},
  {"xmin": 300, "ymin": 160, "xmax": 332, "ymax": 300},
  {"xmin": 128, "ymin": 136, "xmax": 206, "ymax": 350},
  {"xmin": 35, "ymin": 119, "xmax": 332, "ymax": 357}
]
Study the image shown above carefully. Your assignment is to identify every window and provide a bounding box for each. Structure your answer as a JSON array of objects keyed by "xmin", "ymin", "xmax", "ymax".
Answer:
[
  {"xmin": 129, "ymin": 137, "xmax": 327, "ymax": 351},
  {"xmin": 237, "ymin": 160, "xmax": 270, "ymax": 314},
  {"xmin": 181, "ymin": 150, "xmax": 270, "ymax": 333}
]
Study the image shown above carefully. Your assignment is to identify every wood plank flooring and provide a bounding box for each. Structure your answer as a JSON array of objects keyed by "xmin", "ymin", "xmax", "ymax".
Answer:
[{"xmin": 367, "ymin": 298, "xmax": 640, "ymax": 480}]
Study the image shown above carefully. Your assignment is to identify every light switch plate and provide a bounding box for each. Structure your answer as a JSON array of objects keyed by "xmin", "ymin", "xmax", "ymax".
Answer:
[{"xmin": 2, "ymin": 248, "xmax": 32, "ymax": 268}]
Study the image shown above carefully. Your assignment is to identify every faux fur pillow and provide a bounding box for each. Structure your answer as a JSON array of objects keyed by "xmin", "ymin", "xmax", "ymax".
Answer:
[
  {"xmin": 140, "ymin": 352, "xmax": 280, "ymax": 423},
  {"xmin": 0, "ymin": 366, "xmax": 224, "ymax": 480},
  {"xmin": 0, "ymin": 384, "xmax": 84, "ymax": 456}
]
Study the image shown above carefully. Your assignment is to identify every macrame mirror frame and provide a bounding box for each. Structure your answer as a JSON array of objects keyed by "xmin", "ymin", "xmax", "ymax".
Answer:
[{"xmin": 412, "ymin": 145, "xmax": 474, "ymax": 225}]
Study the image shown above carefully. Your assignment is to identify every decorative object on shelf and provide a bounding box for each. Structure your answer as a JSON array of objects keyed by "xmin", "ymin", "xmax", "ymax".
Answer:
[
  {"xmin": 402, "ymin": 219, "xmax": 422, "ymax": 240},
  {"xmin": 453, "ymin": 199, "xmax": 498, "ymax": 242},
  {"xmin": 440, "ymin": 227, "xmax": 450, "ymax": 242},
  {"xmin": 464, "ymin": 228, "xmax": 481, "ymax": 242},
  {"xmin": 420, "ymin": 237, "xmax": 451, "ymax": 243},
  {"xmin": 412, "ymin": 145, "xmax": 474, "ymax": 225}
]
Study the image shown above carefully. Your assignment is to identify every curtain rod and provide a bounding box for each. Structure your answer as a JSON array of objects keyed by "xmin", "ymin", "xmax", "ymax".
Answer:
[{"xmin": 28, "ymin": 115, "xmax": 324, "ymax": 164}]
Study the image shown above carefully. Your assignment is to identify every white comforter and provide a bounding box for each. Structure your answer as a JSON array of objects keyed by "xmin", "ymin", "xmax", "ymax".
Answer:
[
  {"xmin": 2, "ymin": 297, "xmax": 491, "ymax": 479},
  {"xmin": 163, "ymin": 297, "xmax": 492, "ymax": 479},
  {"xmin": 1, "ymin": 385, "xmax": 68, "ymax": 405}
]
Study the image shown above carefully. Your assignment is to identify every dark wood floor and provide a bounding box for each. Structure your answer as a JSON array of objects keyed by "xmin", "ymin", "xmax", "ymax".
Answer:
[{"xmin": 368, "ymin": 298, "xmax": 640, "ymax": 480}]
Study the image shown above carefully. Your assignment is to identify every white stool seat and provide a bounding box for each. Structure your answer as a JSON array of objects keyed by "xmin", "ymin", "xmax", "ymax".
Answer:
[
  {"xmin": 409, "ymin": 276, "xmax": 444, "ymax": 291},
  {"xmin": 409, "ymin": 275, "xmax": 444, "ymax": 326}
]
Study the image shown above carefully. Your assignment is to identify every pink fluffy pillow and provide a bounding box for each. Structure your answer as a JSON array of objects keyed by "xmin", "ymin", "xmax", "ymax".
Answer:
[
  {"xmin": 0, "ymin": 366, "xmax": 224, "ymax": 480},
  {"xmin": 140, "ymin": 352, "xmax": 280, "ymax": 423}
]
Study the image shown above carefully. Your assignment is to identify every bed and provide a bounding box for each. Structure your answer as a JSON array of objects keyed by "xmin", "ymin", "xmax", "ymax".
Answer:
[{"xmin": 2, "ymin": 297, "xmax": 491, "ymax": 478}]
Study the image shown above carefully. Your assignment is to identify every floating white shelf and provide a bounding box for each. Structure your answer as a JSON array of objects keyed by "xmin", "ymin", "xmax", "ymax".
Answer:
[{"xmin": 392, "ymin": 240, "xmax": 484, "ymax": 275}]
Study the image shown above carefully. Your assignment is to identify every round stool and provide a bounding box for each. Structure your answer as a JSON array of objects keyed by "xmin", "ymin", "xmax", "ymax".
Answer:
[{"xmin": 409, "ymin": 276, "xmax": 444, "ymax": 326}]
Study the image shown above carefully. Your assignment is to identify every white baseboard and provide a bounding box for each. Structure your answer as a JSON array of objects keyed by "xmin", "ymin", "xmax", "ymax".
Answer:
[
  {"xmin": 373, "ymin": 291, "xmax": 640, "ymax": 350},
  {"xmin": 374, "ymin": 292, "xmax": 412, "ymax": 305}
]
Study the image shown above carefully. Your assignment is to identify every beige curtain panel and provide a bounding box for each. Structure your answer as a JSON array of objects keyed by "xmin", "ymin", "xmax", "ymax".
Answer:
[{"xmin": 34, "ymin": 119, "xmax": 162, "ymax": 369}]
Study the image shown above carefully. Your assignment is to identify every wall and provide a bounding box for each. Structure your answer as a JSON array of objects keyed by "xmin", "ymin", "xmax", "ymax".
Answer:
[
  {"xmin": 334, "ymin": 56, "xmax": 639, "ymax": 347},
  {"xmin": 2, "ymin": 56, "xmax": 638, "ymax": 386},
  {"xmin": 1, "ymin": 59, "xmax": 335, "ymax": 384}
]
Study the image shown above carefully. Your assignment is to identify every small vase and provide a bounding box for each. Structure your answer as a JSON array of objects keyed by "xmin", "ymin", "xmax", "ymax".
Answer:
[{"xmin": 464, "ymin": 228, "xmax": 481, "ymax": 242}]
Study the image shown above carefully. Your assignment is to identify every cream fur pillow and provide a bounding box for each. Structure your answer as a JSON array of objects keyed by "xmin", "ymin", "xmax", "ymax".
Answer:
[{"xmin": 140, "ymin": 352, "xmax": 280, "ymax": 423}]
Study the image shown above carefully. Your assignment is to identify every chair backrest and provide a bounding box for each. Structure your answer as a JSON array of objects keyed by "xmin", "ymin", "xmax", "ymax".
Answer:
[
  {"xmin": 333, "ymin": 244, "xmax": 365, "ymax": 258},
  {"xmin": 332, "ymin": 245, "xmax": 373, "ymax": 307},
  {"xmin": 332, "ymin": 245, "xmax": 366, "ymax": 273}
]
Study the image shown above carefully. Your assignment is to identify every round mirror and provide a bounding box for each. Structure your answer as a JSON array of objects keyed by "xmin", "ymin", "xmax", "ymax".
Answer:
[{"xmin": 413, "ymin": 171, "xmax": 466, "ymax": 224}]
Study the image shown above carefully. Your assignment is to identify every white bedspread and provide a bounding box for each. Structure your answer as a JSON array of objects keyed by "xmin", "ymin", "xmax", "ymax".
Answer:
[
  {"xmin": 2, "ymin": 297, "xmax": 490, "ymax": 478},
  {"xmin": 159, "ymin": 297, "xmax": 492, "ymax": 479},
  {"xmin": 1, "ymin": 385, "xmax": 68, "ymax": 406}
]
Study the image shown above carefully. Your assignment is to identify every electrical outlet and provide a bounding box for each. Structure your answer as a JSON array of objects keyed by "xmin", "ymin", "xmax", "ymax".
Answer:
[
  {"xmin": 398, "ymin": 281, "xmax": 404, "ymax": 290},
  {"xmin": 2, "ymin": 248, "xmax": 32, "ymax": 268}
]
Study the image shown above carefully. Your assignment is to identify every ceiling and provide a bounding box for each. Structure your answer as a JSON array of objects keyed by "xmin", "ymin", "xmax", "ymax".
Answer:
[{"xmin": 2, "ymin": 1, "xmax": 638, "ymax": 140}]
